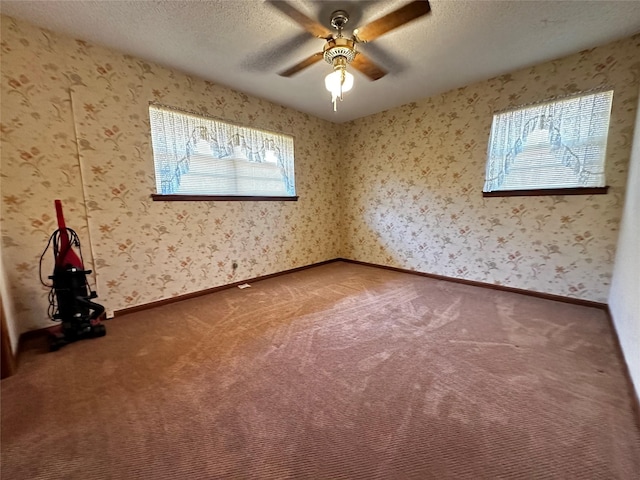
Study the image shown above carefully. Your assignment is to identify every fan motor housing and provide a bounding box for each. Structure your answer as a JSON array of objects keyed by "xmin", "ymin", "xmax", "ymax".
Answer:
[{"xmin": 323, "ymin": 37, "xmax": 357, "ymax": 65}]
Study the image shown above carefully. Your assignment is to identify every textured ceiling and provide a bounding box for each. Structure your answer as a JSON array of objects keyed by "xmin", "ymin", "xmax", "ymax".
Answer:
[{"xmin": 2, "ymin": 0, "xmax": 640, "ymax": 123}]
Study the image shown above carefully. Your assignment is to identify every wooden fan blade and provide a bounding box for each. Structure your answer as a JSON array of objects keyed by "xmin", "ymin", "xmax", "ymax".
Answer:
[
  {"xmin": 350, "ymin": 53, "xmax": 387, "ymax": 81},
  {"xmin": 354, "ymin": 1, "xmax": 431, "ymax": 42},
  {"xmin": 267, "ymin": 1, "xmax": 332, "ymax": 39},
  {"xmin": 278, "ymin": 52, "xmax": 324, "ymax": 77}
]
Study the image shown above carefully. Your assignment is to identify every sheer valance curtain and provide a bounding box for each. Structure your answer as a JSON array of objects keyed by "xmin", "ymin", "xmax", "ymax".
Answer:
[
  {"xmin": 484, "ymin": 90, "xmax": 614, "ymax": 192},
  {"xmin": 149, "ymin": 104, "xmax": 295, "ymax": 196}
]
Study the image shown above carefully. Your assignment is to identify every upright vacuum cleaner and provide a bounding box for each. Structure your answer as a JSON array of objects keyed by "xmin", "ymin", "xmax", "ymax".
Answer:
[{"xmin": 39, "ymin": 200, "xmax": 106, "ymax": 351}]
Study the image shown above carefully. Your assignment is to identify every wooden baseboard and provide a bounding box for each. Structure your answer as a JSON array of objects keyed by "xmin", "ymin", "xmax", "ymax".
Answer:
[
  {"xmin": 14, "ymin": 257, "xmax": 616, "ymax": 365},
  {"xmin": 343, "ymin": 258, "xmax": 638, "ymax": 427},
  {"xmin": 16, "ymin": 260, "xmax": 341, "ymax": 349},
  {"xmin": 337, "ymin": 258, "xmax": 608, "ymax": 309},
  {"xmin": 11, "ymin": 256, "xmax": 640, "ymax": 431},
  {"xmin": 18, "ymin": 257, "xmax": 608, "ymax": 342},
  {"xmin": 1, "ymin": 295, "xmax": 17, "ymax": 379},
  {"xmin": 16, "ymin": 312, "xmax": 107, "ymax": 361},
  {"xmin": 113, "ymin": 258, "xmax": 341, "ymax": 317}
]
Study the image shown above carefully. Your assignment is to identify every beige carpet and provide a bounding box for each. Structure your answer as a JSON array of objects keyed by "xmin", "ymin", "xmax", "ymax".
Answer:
[{"xmin": 2, "ymin": 261, "xmax": 639, "ymax": 479}]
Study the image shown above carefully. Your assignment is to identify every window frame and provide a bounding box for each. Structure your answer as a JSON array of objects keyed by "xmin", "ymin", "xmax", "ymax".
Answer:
[
  {"xmin": 148, "ymin": 103, "xmax": 298, "ymax": 202},
  {"xmin": 482, "ymin": 89, "xmax": 613, "ymax": 198},
  {"xmin": 151, "ymin": 194, "xmax": 298, "ymax": 202}
]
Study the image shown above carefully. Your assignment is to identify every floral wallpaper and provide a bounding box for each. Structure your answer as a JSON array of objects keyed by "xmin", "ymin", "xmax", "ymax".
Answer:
[
  {"xmin": 0, "ymin": 15, "xmax": 342, "ymax": 334},
  {"xmin": 340, "ymin": 34, "xmax": 640, "ymax": 303},
  {"xmin": 1, "ymin": 14, "xmax": 639, "ymax": 339}
]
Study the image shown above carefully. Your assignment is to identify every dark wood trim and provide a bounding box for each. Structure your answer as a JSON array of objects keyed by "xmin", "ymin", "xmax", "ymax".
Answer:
[
  {"xmin": 18, "ymin": 326, "xmax": 59, "ymax": 344},
  {"xmin": 12, "ymin": 256, "xmax": 639, "ymax": 431},
  {"xmin": 337, "ymin": 258, "xmax": 608, "ymax": 309},
  {"xmin": 151, "ymin": 194, "xmax": 299, "ymax": 202},
  {"xmin": 605, "ymin": 306, "xmax": 640, "ymax": 430},
  {"xmin": 16, "ymin": 258, "xmax": 613, "ymax": 358},
  {"xmin": 113, "ymin": 259, "xmax": 340, "ymax": 317},
  {"xmin": 16, "ymin": 312, "xmax": 106, "ymax": 359},
  {"xmin": 1, "ymin": 294, "xmax": 16, "ymax": 379},
  {"xmin": 27, "ymin": 256, "xmax": 607, "ymax": 323},
  {"xmin": 483, "ymin": 186, "xmax": 609, "ymax": 198},
  {"xmin": 342, "ymin": 260, "xmax": 640, "ymax": 422}
]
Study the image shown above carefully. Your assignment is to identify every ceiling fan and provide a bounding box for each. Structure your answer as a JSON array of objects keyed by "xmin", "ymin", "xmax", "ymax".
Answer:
[{"xmin": 267, "ymin": 0, "xmax": 432, "ymax": 110}]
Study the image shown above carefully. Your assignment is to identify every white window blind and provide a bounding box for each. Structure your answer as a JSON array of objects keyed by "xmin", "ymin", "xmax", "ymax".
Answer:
[
  {"xmin": 483, "ymin": 90, "xmax": 613, "ymax": 192},
  {"xmin": 149, "ymin": 104, "xmax": 296, "ymax": 197}
]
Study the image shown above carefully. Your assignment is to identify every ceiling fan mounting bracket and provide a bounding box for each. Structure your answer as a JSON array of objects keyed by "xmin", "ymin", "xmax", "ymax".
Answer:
[{"xmin": 330, "ymin": 10, "xmax": 349, "ymax": 31}]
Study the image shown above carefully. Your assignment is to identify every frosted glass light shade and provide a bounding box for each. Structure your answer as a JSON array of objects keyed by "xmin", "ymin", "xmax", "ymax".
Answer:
[
  {"xmin": 324, "ymin": 69, "xmax": 354, "ymax": 94},
  {"xmin": 325, "ymin": 69, "xmax": 354, "ymax": 111}
]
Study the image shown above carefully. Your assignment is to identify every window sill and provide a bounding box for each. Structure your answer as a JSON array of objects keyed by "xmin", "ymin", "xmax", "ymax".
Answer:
[
  {"xmin": 482, "ymin": 186, "xmax": 609, "ymax": 198},
  {"xmin": 151, "ymin": 194, "xmax": 299, "ymax": 202}
]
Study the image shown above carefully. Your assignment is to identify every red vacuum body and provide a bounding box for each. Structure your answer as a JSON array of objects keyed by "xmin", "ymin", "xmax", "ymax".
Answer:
[
  {"xmin": 54, "ymin": 200, "xmax": 83, "ymax": 269},
  {"xmin": 42, "ymin": 200, "xmax": 106, "ymax": 350}
]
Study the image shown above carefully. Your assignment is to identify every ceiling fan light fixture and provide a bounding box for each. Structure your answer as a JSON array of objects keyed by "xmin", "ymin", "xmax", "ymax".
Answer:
[
  {"xmin": 325, "ymin": 64, "xmax": 353, "ymax": 112},
  {"xmin": 272, "ymin": 0, "xmax": 433, "ymax": 108},
  {"xmin": 324, "ymin": 51, "xmax": 355, "ymax": 112}
]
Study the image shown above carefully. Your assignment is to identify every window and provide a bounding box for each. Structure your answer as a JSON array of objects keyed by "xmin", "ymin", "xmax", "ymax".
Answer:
[
  {"xmin": 483, "ymin": 90, "xmax": 613, "ymax": 196},
  {"xmin": 149, "ymin": 104, "xmax": 296, "ymax": 200}
]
